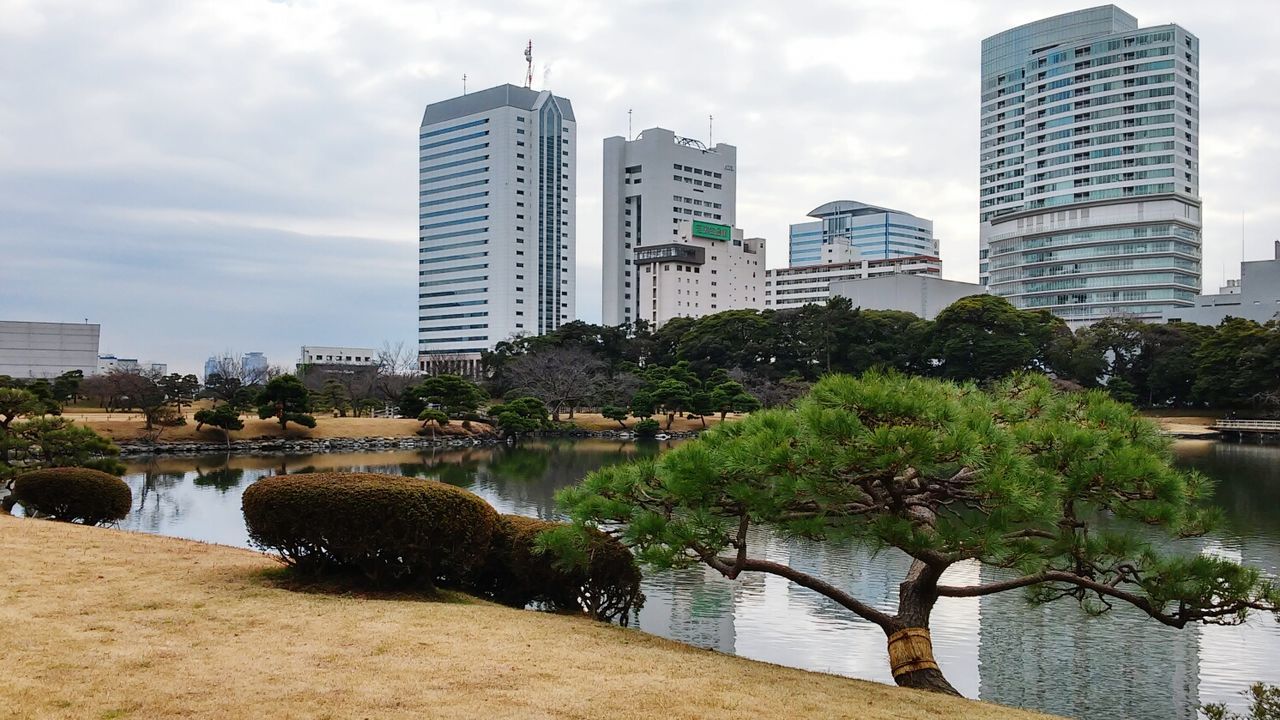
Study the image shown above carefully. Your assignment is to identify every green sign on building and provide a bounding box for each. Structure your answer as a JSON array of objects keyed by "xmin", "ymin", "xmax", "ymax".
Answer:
[{"xmin": 691, "ymin": 220, "xmax": 731, "ymax": 242}]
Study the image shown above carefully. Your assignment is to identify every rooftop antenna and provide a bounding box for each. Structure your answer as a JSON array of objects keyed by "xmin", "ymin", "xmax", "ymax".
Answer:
[
  {"xmin": 627, "ymin": 109, "xmax": 633, "ymax": 141},
  {"xmin": 524, "ymin": 40, "xmax": 533, "ymax": 89},
  {"xmin": 708, "ymin": 114, "xmax": 714, "ymax": 147},
  {"xmin": 462, "ymin": 73, "xmax": 467, "ymax": 95}
]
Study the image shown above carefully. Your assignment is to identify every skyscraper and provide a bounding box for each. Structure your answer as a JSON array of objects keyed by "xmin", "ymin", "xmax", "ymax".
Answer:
[
  {"xmin": 418, "ymin": 84, "xmax": 576, "ymax": 374},
  {"xmin": 601, "ymin": 128, "xmax": 736, "ymax": 327},
  {"xmin": 979, "ymin": 6, "xmax": 1202, "ymax": 325},
  {"xmin": 788, "ymin": 200, "xmax": 938, "ymax": 267}
]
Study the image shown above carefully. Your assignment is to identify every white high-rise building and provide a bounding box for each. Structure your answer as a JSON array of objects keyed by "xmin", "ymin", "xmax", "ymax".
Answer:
[
  {"xmin": 602, "ymin": 128, "xmax": 736, "ymax": 327},
  {"xmin": 418, "ymin": 84, "xmax": 576, "ymax": 373},
  {"xmin": 636, "ymin": 220, "xmax": 763, "ymax": 328},
  {"xmin": 979, "ymin": 6, "xmax": 1202, "ymax": 326}
]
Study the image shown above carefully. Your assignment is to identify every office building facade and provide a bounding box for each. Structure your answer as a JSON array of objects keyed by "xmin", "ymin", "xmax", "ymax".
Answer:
[
  {"xmin": 788, "ymin": 200, "xmax": 937, "ymax": 267},
  {"xmin": 636, "ymin": 220, "xmax": 763, "ymax": 328},
  {"xmin": 602, "ymin": 128, "xmax": 736, "ymax": 327},
  {"xmin": 829, "ymin": 275, "xmax": 988, "ymax": 321},
  {"xmin": 0, "ymin": 321, "xmax": 100, "ymax": 379},
  {"xmin": 1161, "ymin": 241, "xmax": 1280, "ymax": 326},
  {"xmin": 298, "ymin": 346, "xmax": 379, "ymax": 367},
  {"xmin": 979, "ymin": 6, "xmax": 1202, "ymax": 325},
  {"xmin": 765, "ymin": 243, "xmax": 943, "ymax": 309},
  {"xmin": 418, "ymin": 84, "xmax": 576, "ymax": 373}
]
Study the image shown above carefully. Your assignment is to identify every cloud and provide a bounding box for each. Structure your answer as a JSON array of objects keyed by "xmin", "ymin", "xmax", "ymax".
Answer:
[{"xmin": 1, "ymin": 0, "xmax": 1277, "ymax": 372}]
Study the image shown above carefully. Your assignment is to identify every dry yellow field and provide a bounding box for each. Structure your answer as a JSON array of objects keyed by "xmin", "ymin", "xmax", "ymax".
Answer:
[
  {"xmin": 0, "ymin": 516, "xmax": 1056, "ymax": 720},
  {"xmin": 71, "ymin": 413, "xmax": 485, "ymax": 443},
  {"xmin": 560, "ymin": 411, "xmax": 742, "ymax": 433}
]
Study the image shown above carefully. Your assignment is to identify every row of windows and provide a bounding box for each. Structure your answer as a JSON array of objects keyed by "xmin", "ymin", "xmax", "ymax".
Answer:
[
  {"xmin": 989, "ymin": 255, "xmax": 1200, "ymax": 283},
  {"xmin": 418, "ymin": 335, "xmax": 488, "ymax": 344},
  {"xmin": 420, "ymin": 190, "xmax": 489, "ymax": 208},
  {"xmin": 990, "ymin": 225, "xmax": 1197, "ymax": 256},
  {"xmin": 418, "ymin": 299, "xmax": 488, "ymax": 310},
  {"xmin": 419, "ymin": 214, "xmax": 488, "ymax": 231},
  {"xmin": 990, "ymin": 240, "xmax": 1200, "ymax": 270},
  {"xmin": 419, "ymin": 179, "xmax": 489, "ymax": 199},
  {"xmin": 1030, "ymin": 154, "xmax": 1173, "ymax": 182},
  {"xmin": 419, "ymin": 274, "xmax": 488, "ymax": 288},
  {"xmin": 419, "ymin": 287, "xmax": 487, "ymax": 299},
  {"xmin": 419, "ymin": 203, "xmax": 489, "ymax": 220},
  {"xmin": 1033, "ymin": 140, "xmax": 1178, "ymax": 170},
  {"xmin": 419, "ymin": 166, "xmax": 489, "ymax": 186},
  {"xmin": 1025, "ymin": 182, "xmax": 1177, "ymax": 209},
  {"xmin": 1008, "ymin": 271, "xmax": 1199, "ymax": 294},
  {"xmin": 419, "ymin": 311, "xmax": 489, "ymax": 321},
  {"xmin": 419, "ymin": 118, "xmax": 487, "ymax": 141},
  {"xmin": 420, "ymin": 142, "xmax": 489, "ymax": 162},
  {"xmin": 1034, "ymin": 127, "xmax": 1175, "ymax": 157},
  {"xmin": 1027, "ymin": 168, "xmax": 1175, "ymax": 195},
  {"xmin": 420, "ymin": 154, "xmax": 489, "ymax": 175},
  {"xmin": 419, "ymin": 251, "xmax": 488, "ymax": 265},
  {"xmin": 420, "ymin": 323, "xmax": 489, "ymax": 332},
  {"xmin": 1016, "ymin": 288, "xmax": 1196, "ymax": 308},
  {"xmin": 420, "ymin": 129, "xmax": 489, "ymax": 151},
  {"xmin": 419, "ymin": 235, "xmax": 488, "ymax": 252},
  {"xmin": 1028, "ymin": 112, "xmax": 1175, "ymax": 147},
  {"xmin": 671, "ymin": 163, "xmax": 723, "ymax": 178},
  {"xmin": 419, "ymin": 262, "xmax": 489, "ymax": 277}
]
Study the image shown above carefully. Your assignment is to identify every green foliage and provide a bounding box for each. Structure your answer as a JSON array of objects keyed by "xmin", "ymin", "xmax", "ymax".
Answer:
[
  {"xmin": 399, "ymin": 374, "xmax": 487, "ymax": 418},
  {"xmin": 708, "ymin": 380, "xmax": 760, "ymax": 420},
  {"xmin": 600, "ymin": 405, "xmax": 629, "ymax": 428},
  {"xmin": 204, "ymin": 373, "xmax": 255, "ymax": 410},
  {"xmin": 489, "ymin": 396, "xmax": 550, "ymax": 438},
  {"xmin": 474, "ymin": 514, "xmax": 644, "ymax": 624},
  {"xmin": 559, "ymin": 371, "xmax": 1280, "ymax": 677},
  {"xmin": 931, "ymin": 295, "xmax": 1063, "ymax": 382},
  {"xmin": 417, "ymin": 409, "xmax": 450, "ymax": 427},
  {"xmin": 632, "ymin": 418, "xmax": 660, "ymax": 438},
  {"xmin": 1203, "ymin": 683, "xmax": 1280, "ymax": 720},
  {"xmin": 11, "ymin": 467, "xmax": 131, "ymax": 525},
  {"xmin": 2, "ymin": 417, "xmax": 125, "ymax": 483},
  {"xmin": 0, "ymin": 388, "xmax": 43, "ymax": 430},
  {"xmin": 157, "ymin": 373, "xmax": 201, "ymax": 411},
  {"xmin": 628, "ymin": 391, "xmax": 656, "ymax": 418},
  {"xmin": 255, "ymin": 375, "xmax": 316, "ymax": 431},
  {"xmin": 193, "ymin": 405, "xmax": 244, "ymax": 447},
  {"xmin": 241, "ymin": 472, "xmax": 498, "ymax": 587}
]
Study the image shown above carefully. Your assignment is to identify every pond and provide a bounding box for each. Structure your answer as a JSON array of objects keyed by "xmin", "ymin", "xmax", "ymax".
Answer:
[{"xmin": 96, "ymin": 439, "xmax": 1280, "ymax": 718}]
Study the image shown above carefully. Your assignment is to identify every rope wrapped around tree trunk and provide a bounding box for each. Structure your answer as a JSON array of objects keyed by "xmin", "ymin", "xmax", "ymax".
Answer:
[{"xmin": 887, "ymin": 627, "xmax": 939, "ymax": 677}]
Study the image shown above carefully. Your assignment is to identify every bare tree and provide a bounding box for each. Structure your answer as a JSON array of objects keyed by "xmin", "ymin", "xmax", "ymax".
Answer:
[
  {"xmin": 504, "ymin": 347, "xmax": 605, "ymax": 421},
  {"xmin": 372, "ymin": 341, "xmax": 421, "ymax": 404}
]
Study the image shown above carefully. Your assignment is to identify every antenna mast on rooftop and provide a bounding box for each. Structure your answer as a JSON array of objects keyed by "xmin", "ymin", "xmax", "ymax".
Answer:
[{"xmin": 524, "ymin": 40, "xmax": 533, "ymax": 88}]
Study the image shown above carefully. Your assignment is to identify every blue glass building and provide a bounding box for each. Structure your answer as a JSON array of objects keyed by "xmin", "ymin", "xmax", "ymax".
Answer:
[{"xmin": 788, "ymin": 201, "xmax": 937, "ymax": 267}]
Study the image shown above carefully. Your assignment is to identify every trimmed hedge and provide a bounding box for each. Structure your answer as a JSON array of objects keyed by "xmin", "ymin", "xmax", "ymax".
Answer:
[
  {"xmin": 241, "ymin": 472, "xmax": 498, "ymax": 587},
  {"xmin": 475, "ymin": 514, "xmax": 645, "ymax": 624},
  {"xmin": 11, "ymin": 467, "xmax": 131, "ymax": 525}
]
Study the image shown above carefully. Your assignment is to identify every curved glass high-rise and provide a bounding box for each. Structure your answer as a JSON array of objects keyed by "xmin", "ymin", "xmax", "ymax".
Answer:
[{"xmin": 979, "ymin": 5, "xmax": 1202, "ymax": 325}]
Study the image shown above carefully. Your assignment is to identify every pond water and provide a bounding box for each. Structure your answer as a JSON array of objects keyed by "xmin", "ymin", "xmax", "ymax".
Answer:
[{"xmin": 96, "ymin": 439, "xmax": 1280, "ymax": 718}]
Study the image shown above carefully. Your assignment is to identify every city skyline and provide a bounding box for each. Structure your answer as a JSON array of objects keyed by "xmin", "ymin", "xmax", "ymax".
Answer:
[{"xmin": 1, "ymin": 1, "xmax": 1277, "ymax": 373}]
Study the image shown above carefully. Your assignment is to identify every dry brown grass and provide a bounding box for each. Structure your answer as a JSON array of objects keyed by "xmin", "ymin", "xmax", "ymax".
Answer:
[
  {"xmin": 0, "ymin": 516, "xmax": 1057, "ymax": 720},
  {"xmin": 562, "ymin": 412, "xmax": 742, "ymax": 433}
]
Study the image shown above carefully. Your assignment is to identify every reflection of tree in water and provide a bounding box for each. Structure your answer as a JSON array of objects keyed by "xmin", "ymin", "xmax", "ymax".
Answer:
[
  {"xmin": 473, "ymin": 441, "xmax": 658, "ymax": 519},
  {"xmin": 191, "ymin": 463, "xmax": 246, "ymax": 493},
  {"xmin": 130, "ymin": 463, "xmax": 188, "ymax": 534}
]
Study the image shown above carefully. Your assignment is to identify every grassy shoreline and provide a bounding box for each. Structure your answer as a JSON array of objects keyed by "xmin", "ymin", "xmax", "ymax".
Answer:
[{"xmin": 0, "ymin": 516, "xmax": 1055, "ymax": 719}]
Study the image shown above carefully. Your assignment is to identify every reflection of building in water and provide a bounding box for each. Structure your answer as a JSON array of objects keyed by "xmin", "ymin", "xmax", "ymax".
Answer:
[
  {"xmin": 977, "ymin": 561, "xmax": 1200, "ymax": 720},
  {"xmin": 637, "ymin": 565, "xmax": 736, "ymax": 654}
]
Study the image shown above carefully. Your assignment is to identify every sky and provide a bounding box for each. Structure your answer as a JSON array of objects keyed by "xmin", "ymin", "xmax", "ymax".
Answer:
[{"xmin": 2, "ymin": 0, "xmax": 1277, "ymax": 374}]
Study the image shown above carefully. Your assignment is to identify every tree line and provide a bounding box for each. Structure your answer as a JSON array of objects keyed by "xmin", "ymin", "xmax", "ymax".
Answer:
[{"xmin": 482, "ymin": 295, "xmax": 1280, "ymax": 412}]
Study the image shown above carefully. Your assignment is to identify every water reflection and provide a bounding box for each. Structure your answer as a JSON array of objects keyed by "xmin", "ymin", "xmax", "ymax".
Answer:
[{"xmin": 111, "ymin": 439, "xmax": 1280, "ymax": 719}]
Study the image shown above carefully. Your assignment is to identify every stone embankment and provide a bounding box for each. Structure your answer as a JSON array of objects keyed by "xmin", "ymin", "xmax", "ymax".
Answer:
[{"xmin": 114, "ymin": 428, "xmax": 703, "ymax": 456}]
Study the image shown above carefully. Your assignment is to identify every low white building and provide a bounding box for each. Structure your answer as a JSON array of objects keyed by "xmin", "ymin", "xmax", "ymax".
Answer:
[
  {"xmin": 636, "ymin": 220, "xmax": 764, "ymax": 327},
  {"xmin": 828, "ymin": 274, "xmax": 988, "ymax": 320},
  {"xmin": 299, "ymin": 346, "xmax": 379, "ymax": 367},
  {"xmin": 0, "ymin": 320, "xmax": 100, "ymax": 379},
  {"xmin": 765, "ymin": 243, "xmax": 943, "ymax": 309},
  {"xmin": 96, "ymin": 355, "xmax": 167, "ymax": 376},
  {"xmin": 1161, "ymin": 241, "xmax": 1280, "ymax": 326}
]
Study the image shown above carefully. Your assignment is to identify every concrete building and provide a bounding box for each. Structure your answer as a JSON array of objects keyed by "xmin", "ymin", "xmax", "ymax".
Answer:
[
  {"xmin": 418, "ymin": 83, "xmax": 576, "ymax": 375},
  {"xmin": 96, "ymin": 355, "xmax": 166, "ymax": 376},
  {"xmin": 789, "ymin": 200, "xmax": 937, "ymax": 267},
  {"xmin": 636, "ymin": 220, "xmax": 764, "ymax": 327},
  {"xmin": 979, "ymin": 6, "xmax": 1202, "ymax": 326},
  {"xmin": 765, "ymin": 242, "xmax": 943, "ymax": 309},
  {"xmin": 1161, "ymin": 241, "xmax": 1280, "ymax": 326},
  {"xmin": 602, "ymin": 127, "xmax": 737, "ymax": 327},
  {"xmin": 0, "ymin": 321, "xmax": 100, "ymax": 379},
  {"xmin": 298, "ymin": 346, "xmax": 379, "ymax": 367},
  {"xmin": 828, "ymin": 274, "xmax": 987, "ymax": 320}
]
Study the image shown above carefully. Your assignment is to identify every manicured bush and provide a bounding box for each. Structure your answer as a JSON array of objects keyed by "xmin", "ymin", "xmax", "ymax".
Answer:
[
  {"xmin": 633, "ymin": 418, "xmax": 661, "ymax": 438},
  {"xmin": 11, "ymin": 467, "xmax": 131, "ymax": 525},
  {"xmin": 241, "ymin": 472, "xmax": 498, "ymax": 587},
  {"xmin": 475, "ymin": 514, "xmax": 644, "ymax": 624}
]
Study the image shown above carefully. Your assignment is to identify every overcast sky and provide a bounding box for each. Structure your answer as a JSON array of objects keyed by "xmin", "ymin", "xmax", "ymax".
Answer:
[{"xmin": 2, "ymin": 0, "xmax": 1277, "ymax": 374}]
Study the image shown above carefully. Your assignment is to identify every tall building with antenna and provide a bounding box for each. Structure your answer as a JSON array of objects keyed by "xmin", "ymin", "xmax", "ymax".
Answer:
[
  {"xmin": 979, "ymin": 6, "xmax": 1202, "ymax": 326},
  {"xmin": 601, "ymin": 127, "xmax": 737, "ymax": 327},
  {"xmin": 417, "ymin": 83, "xmax": 576, "ymax": 374}
]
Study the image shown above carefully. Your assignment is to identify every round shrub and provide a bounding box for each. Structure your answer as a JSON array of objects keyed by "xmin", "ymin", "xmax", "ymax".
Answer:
[
  {"xmin": 11, "ymin": 467, "xmax": 131, "ymax": 525},
  {"xmin": 241, "ymin": 472, "xmax": 498, "ymax": 588},
  {"xmin": 475, "ymin": 514, "xmax": 645, "ymax": 624},
  {"xmin": 633, "ymin": 418, "xmax": 661, "ymax": 438}
]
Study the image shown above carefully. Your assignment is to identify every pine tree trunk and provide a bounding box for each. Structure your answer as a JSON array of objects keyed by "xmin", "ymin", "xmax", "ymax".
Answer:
[{"xmin": 884, "ymin": 626, "xmax": 959, "ymax": 695}]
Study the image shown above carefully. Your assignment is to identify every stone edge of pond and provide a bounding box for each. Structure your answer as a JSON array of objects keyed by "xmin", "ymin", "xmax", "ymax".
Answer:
[{"xmin": 113, "ymin": 429, "xmax": 704, "ymax": 457}]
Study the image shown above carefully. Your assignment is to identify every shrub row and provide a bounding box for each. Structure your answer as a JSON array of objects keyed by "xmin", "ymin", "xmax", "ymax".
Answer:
[
  {"xmin": 9, "ymin": 467, "xmax": 131, "ymax": 525},
  {"xmin": 241, "ymin": 472, "xmax": 643, "ymax": 623}
]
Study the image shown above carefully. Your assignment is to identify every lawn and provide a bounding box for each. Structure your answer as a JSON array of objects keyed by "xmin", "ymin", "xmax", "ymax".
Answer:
[{"xmin": 0, "ymin": 516, "xmax": 1057, "ymax": 720}]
